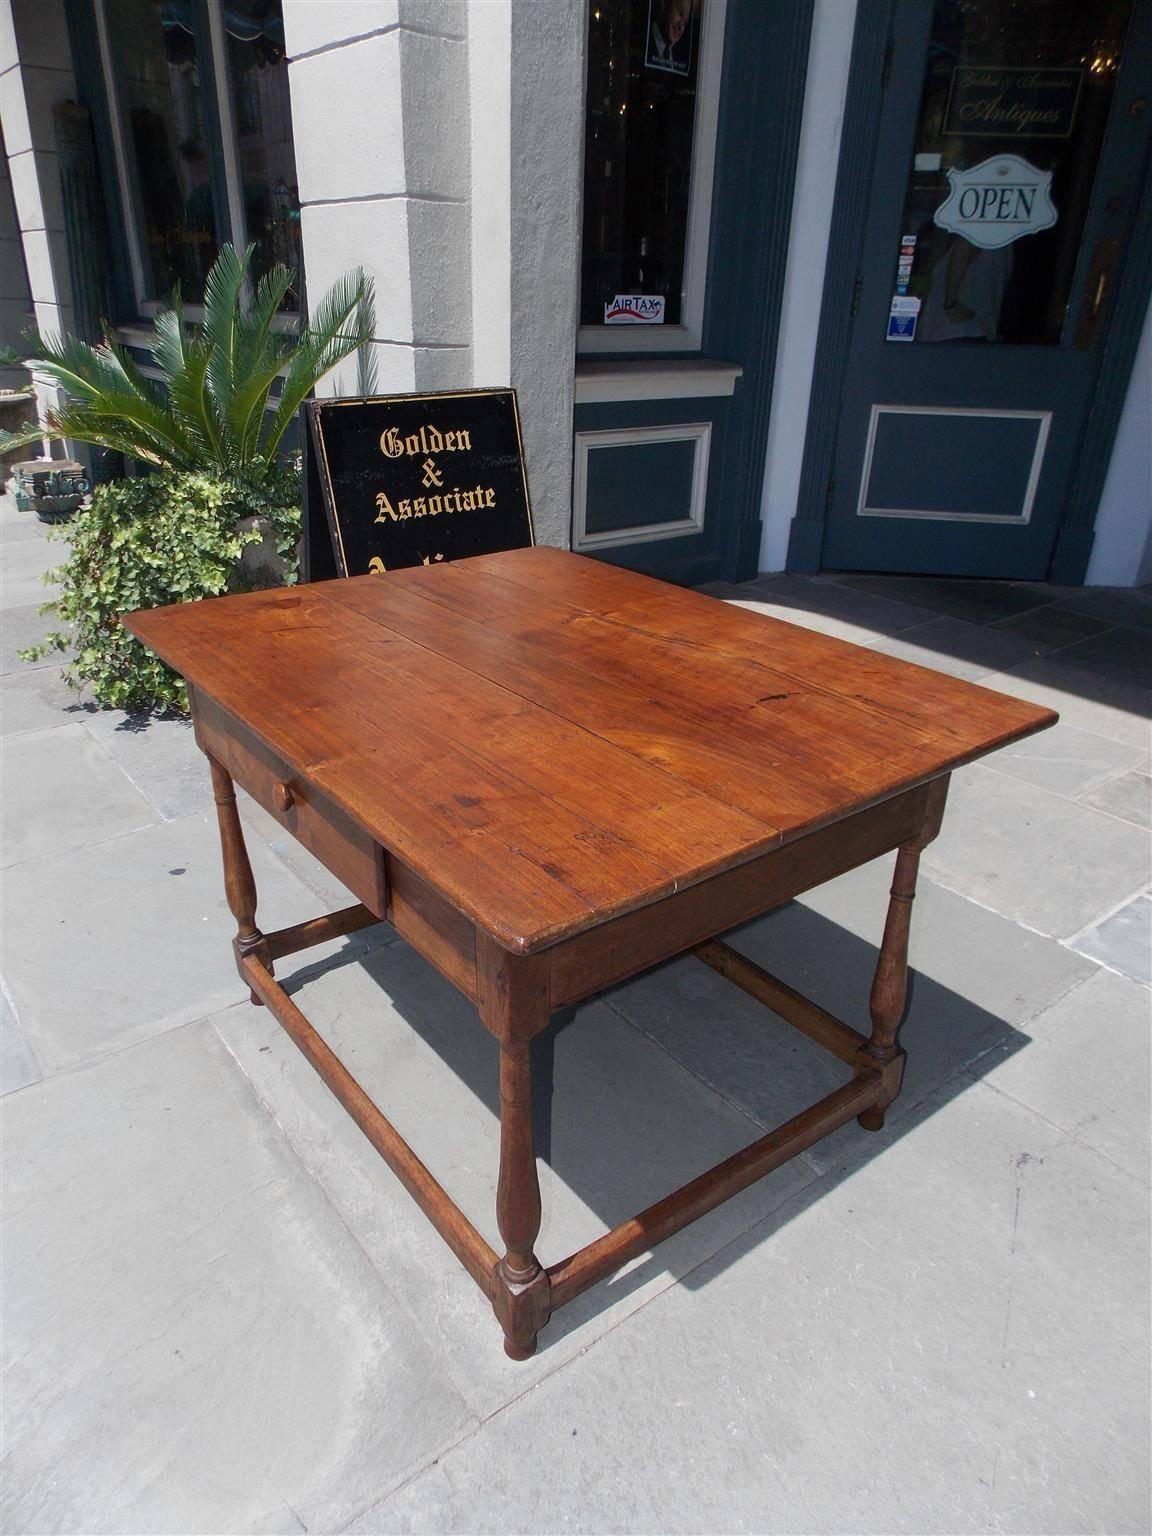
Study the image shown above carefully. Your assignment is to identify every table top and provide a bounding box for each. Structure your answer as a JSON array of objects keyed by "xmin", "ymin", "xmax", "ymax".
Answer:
[{"xmin": 125, "ymin": 547, "xmax": 1056, "ymax": 953}]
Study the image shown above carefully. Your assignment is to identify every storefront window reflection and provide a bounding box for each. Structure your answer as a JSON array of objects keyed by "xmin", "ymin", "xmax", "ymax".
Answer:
[
  {"xmin": 107, "ymin": 0, "xmax": 220, "ymax": 301},
  {"xmin": 103, "ymin": 0, "xmax": 300, "ymax": 308},
  {"xmin": 223, "ymin": 0, "xmax": 301, "ymax": 310}
]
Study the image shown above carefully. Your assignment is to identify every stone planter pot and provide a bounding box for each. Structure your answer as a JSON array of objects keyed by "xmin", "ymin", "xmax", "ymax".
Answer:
[
  {"xmin": 9, "ymin": 459, "xmax": 90, "ymax": 522},
  {"xmin": 234, "ymin": 513, "xmax": 291, "ymax": 588},
  {"xmin": 0, "ymin": 393, "xmax": 37, "ymax": 473}
]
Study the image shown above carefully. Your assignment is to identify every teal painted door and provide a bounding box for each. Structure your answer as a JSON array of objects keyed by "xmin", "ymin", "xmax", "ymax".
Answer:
[{"xmin": 822, "ymin": 0, "xmax": 1152, "ymax": 578}]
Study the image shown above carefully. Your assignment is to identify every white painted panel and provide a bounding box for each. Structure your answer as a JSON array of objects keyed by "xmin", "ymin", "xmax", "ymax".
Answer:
[
  {"xmin": 574, "ymin": 360, "xmax": 741, "ymax": 403},
  {"xmin": 855, "ymin": 405, "xmax": 1050, "ymax": 524},
  {"xmin": 572, "ymin": 422, "xmax": 711, "ymax": 550}
]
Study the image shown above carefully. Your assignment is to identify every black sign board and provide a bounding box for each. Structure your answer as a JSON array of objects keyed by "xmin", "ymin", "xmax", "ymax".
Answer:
[
  {"xmin": 303, "ymin": 389, "xmax": 534, "ymax": 578},
  {"xmin": 944, "ymin": 66, "xmax": 1083, "ymax": 140}
]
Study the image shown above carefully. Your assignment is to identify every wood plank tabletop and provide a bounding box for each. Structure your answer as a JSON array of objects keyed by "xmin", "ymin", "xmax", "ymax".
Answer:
[{"xmin": 124, "ymin": 546, "xmax": 1057, "ymax": 953}]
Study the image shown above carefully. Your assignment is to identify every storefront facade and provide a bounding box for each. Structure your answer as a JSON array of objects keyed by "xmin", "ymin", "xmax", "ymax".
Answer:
[{"xmin": 3, "ymin": 0, "xmax": 1150, "ymax": 585}]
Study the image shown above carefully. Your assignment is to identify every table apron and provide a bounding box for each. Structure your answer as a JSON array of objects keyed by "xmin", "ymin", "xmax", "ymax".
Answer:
[
  {"xmin": 192, "ymin": 681, "xmax": 940, "ymax": 1015},
  {"xmin": 546, "ymin": 780, "xmax": 937, "ymax": 1011}
]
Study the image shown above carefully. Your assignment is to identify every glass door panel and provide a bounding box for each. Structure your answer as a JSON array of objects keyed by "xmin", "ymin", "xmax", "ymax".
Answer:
[
  {"xmin": 820, "ymin": 0, "xmax": 1152, "ymax": 578},
  {"xmin": 892, "ymin": 0, "xmax": 1134, "ymax": 346}
]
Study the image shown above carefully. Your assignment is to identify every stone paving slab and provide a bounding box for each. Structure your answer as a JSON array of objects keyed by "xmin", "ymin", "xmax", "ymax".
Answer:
[
  {"xmin": 979, "ymin": 967, "xmax": 1150, "ymax": 1183},
  {"xmin": 836, "ymin": 571, "xmax": 1056, "ymax": 623},
  {"xmin": 990, "ymin": 603, "xmax": 1114, "ymax": 651},
  {"xmin": 1044, "ymin": 623, "xmax": 1151, "ymax": 685},
  {"xmin": 0, "ymin": 600, "xmax": 63, "ymax": 672},
  {"xmin": 867, "ymin": 614, "xmax": 1043, "ymax": 680},
  {"xmin": 214, "ymin": 938, "xmax": 818, "ymax": 1419},
  {"xmin": 1078, "ymin": 766, "xmax": 1152, "ymax": 828},
  {"xmin": 1, "ymin": 721, "xmax": 158, "ymax": 866},
  {"xmin": 923, "ymin": 764, "xmax": 1152, "ymax": 939},
  {"xmin": 0, "ymin": 510, "xmax": 53, "ymax": 545},
  {"xmin": 1, "ymin": 1022, "xmax": 475, "ymax": 1536},
  {"xmin": 979, "ymin": 717, "xmax": 1148, "ymax": 801},
  {"xmin": 1, "ymin": 809, "xmax": 372, "ymax": 1075},
  {"xmin": 1000, "ymin": 653, "xmax": 1151, "ymax": 735},
  {"xmin": 1066, "ymin": 891, "xmax": 1152, "ymax": 987},
  {"xmin": 979, "ymin": 664, "xmax": 1152, "ymax": 752},
  {"xmin": 0, "ymin": 530, "xmax": 63, "ymax": 608},
  {"xmin": 347, "ymin": 1080, "xmax": 1151, "ymax": 1536},
  {"xmin": 0, "ymin": 978, "xmax": 41, "ymax": 1095},
  {"xmin": 0, "ymin": 664, "xmax": 87, "ymax": 736},
  {"xmin": 1051, "ymin": 586, "xmax": 1152, "ymax": 635},
  {"xmin": 702, "ymin": 576, "xmax": 940, "ymax": 646},
  {"xmin": 79, "ymin": 706, "xmax": 216, "ymax": 822}
]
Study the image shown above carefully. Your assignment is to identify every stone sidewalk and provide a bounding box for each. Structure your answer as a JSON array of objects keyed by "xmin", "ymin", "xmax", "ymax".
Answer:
[{"xmin": 2, "ymin": 495, "xmax": 1149, "ymax": 1535}]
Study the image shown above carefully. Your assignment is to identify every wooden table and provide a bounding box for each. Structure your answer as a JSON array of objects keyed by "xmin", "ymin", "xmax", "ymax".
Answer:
[{"xmin": 126, "ymin": 547, "xmax": 1056, "ymax": 1359}]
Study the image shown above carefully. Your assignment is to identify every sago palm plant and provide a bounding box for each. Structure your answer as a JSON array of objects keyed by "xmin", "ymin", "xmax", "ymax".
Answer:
[{"xmin": 0, "ymin": 243, "xmax": 374, "ymax": 476}]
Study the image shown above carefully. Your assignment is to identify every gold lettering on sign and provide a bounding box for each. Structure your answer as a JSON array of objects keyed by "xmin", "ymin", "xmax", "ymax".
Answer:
[
  {"xmin": 374, "ymin": 484, "xmax": 498, "ymax": 523},
  {"xmin": 379, "ymin": 423, "xmax": 472, "ymax": 459}
]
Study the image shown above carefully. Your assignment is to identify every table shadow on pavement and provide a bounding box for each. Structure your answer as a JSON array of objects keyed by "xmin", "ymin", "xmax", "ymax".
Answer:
[{"xmin": 264, "ymin": 896, "xmax": 1035, "ymax": 1350}]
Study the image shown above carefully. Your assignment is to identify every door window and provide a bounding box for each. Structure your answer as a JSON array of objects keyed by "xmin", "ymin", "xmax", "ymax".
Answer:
[{"xmin": 891, "ymin": 0, "xmax": 1134, "ymax": 345}]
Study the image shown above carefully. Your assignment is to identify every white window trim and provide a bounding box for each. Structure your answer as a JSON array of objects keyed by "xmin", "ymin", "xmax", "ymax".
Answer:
[
  {"xmin": 578, "ymin": 0, "xmax": 728, "ymax": 356},
  {"xmin": 572, "ymin": 421, "xmax": 712, "ymax": 549},
  {"xmin": 575, "ymin": 358, "xmax": 741, "ymax": 403},
  {"xmin": 857, "ymin": 405, "xmax": 1053, "ymax": 524}
]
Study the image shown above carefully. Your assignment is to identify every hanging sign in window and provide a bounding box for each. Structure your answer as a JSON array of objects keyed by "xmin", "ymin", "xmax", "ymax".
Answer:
[
  {"xmin": 933, "ymin": 154, "xmax": 1057, "ymax": 250},
  {"xmin": 304, "ymin": 389, "xmax": 534, "ymax": 578},
  {"xmin": 886, "ymin": 295, "xmax": 921, "ymax": 342},
  {"xmin": 604, "ymin": 295, "xmax": 667, "ymax": 324},
  {"xmin": 944, "ymin": 66, "xmax": 1083, "ymax": 140}
]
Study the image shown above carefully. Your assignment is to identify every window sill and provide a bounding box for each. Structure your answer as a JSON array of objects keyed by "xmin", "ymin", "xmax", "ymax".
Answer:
[{"xmin": 574, "ymin": 358, "xmax": 743, "ymax": 405}]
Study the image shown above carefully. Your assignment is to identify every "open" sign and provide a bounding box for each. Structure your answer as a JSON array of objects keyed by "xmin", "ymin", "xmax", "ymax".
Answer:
[{"xmin": 933, "ymin": 154, "xmax": 1057, "ymax": 250}]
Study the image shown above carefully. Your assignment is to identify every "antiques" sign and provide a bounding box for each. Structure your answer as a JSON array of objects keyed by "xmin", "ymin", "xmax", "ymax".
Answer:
[
  {"xmin": 944, "ymin": 66, "xmax": 1083, "ymax": 140},
  {"xmin": 933, "ymin": 153, "xmax": 1058, "ymax": 250},
  {"xmin": 305, "ymin": 389, "xmax": 534, "ymax": 577}
]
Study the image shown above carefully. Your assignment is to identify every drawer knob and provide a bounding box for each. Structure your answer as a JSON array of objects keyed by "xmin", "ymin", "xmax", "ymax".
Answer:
[{"xmin": 273, "ymin": 780, "xmax": 295, "ymax": 813}]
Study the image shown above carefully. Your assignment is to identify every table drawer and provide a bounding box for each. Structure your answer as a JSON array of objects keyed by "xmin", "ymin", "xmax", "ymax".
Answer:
[{"xmin": 192, "ymin": 689, "xmax": 387, "ymax": 916}]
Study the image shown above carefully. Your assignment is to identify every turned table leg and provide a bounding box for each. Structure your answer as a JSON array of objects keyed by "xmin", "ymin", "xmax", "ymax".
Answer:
[
  {"xmin": 495, "ymin": 1037, "xmax": 550, "ymax": 1358},
  {"xmin": 858, "ymin": 776, "xmax": 950, "ymax": 1132},
  {"xmin": 477, "ymin": 936, "xmax": 552, "ymax": 1359},
  {"xmin": 208, "ymin": 754, "xmax": 273, "ymax": 1006}
]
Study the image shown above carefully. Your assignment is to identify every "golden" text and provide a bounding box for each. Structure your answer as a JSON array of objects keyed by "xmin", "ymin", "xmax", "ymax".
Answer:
[{"xmin": 379, "ymin": 424, "xmax": 472, "ymax": 459}]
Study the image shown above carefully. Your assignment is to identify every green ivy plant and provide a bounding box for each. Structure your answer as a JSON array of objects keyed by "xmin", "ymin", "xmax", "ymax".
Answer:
[
  {"xmin": 23, "ymin": 467, "xmax": 302, "ymax": 713},
  {"xmin": 5, "ymin": 243, "xmax": 375, "ymax": 713}
]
